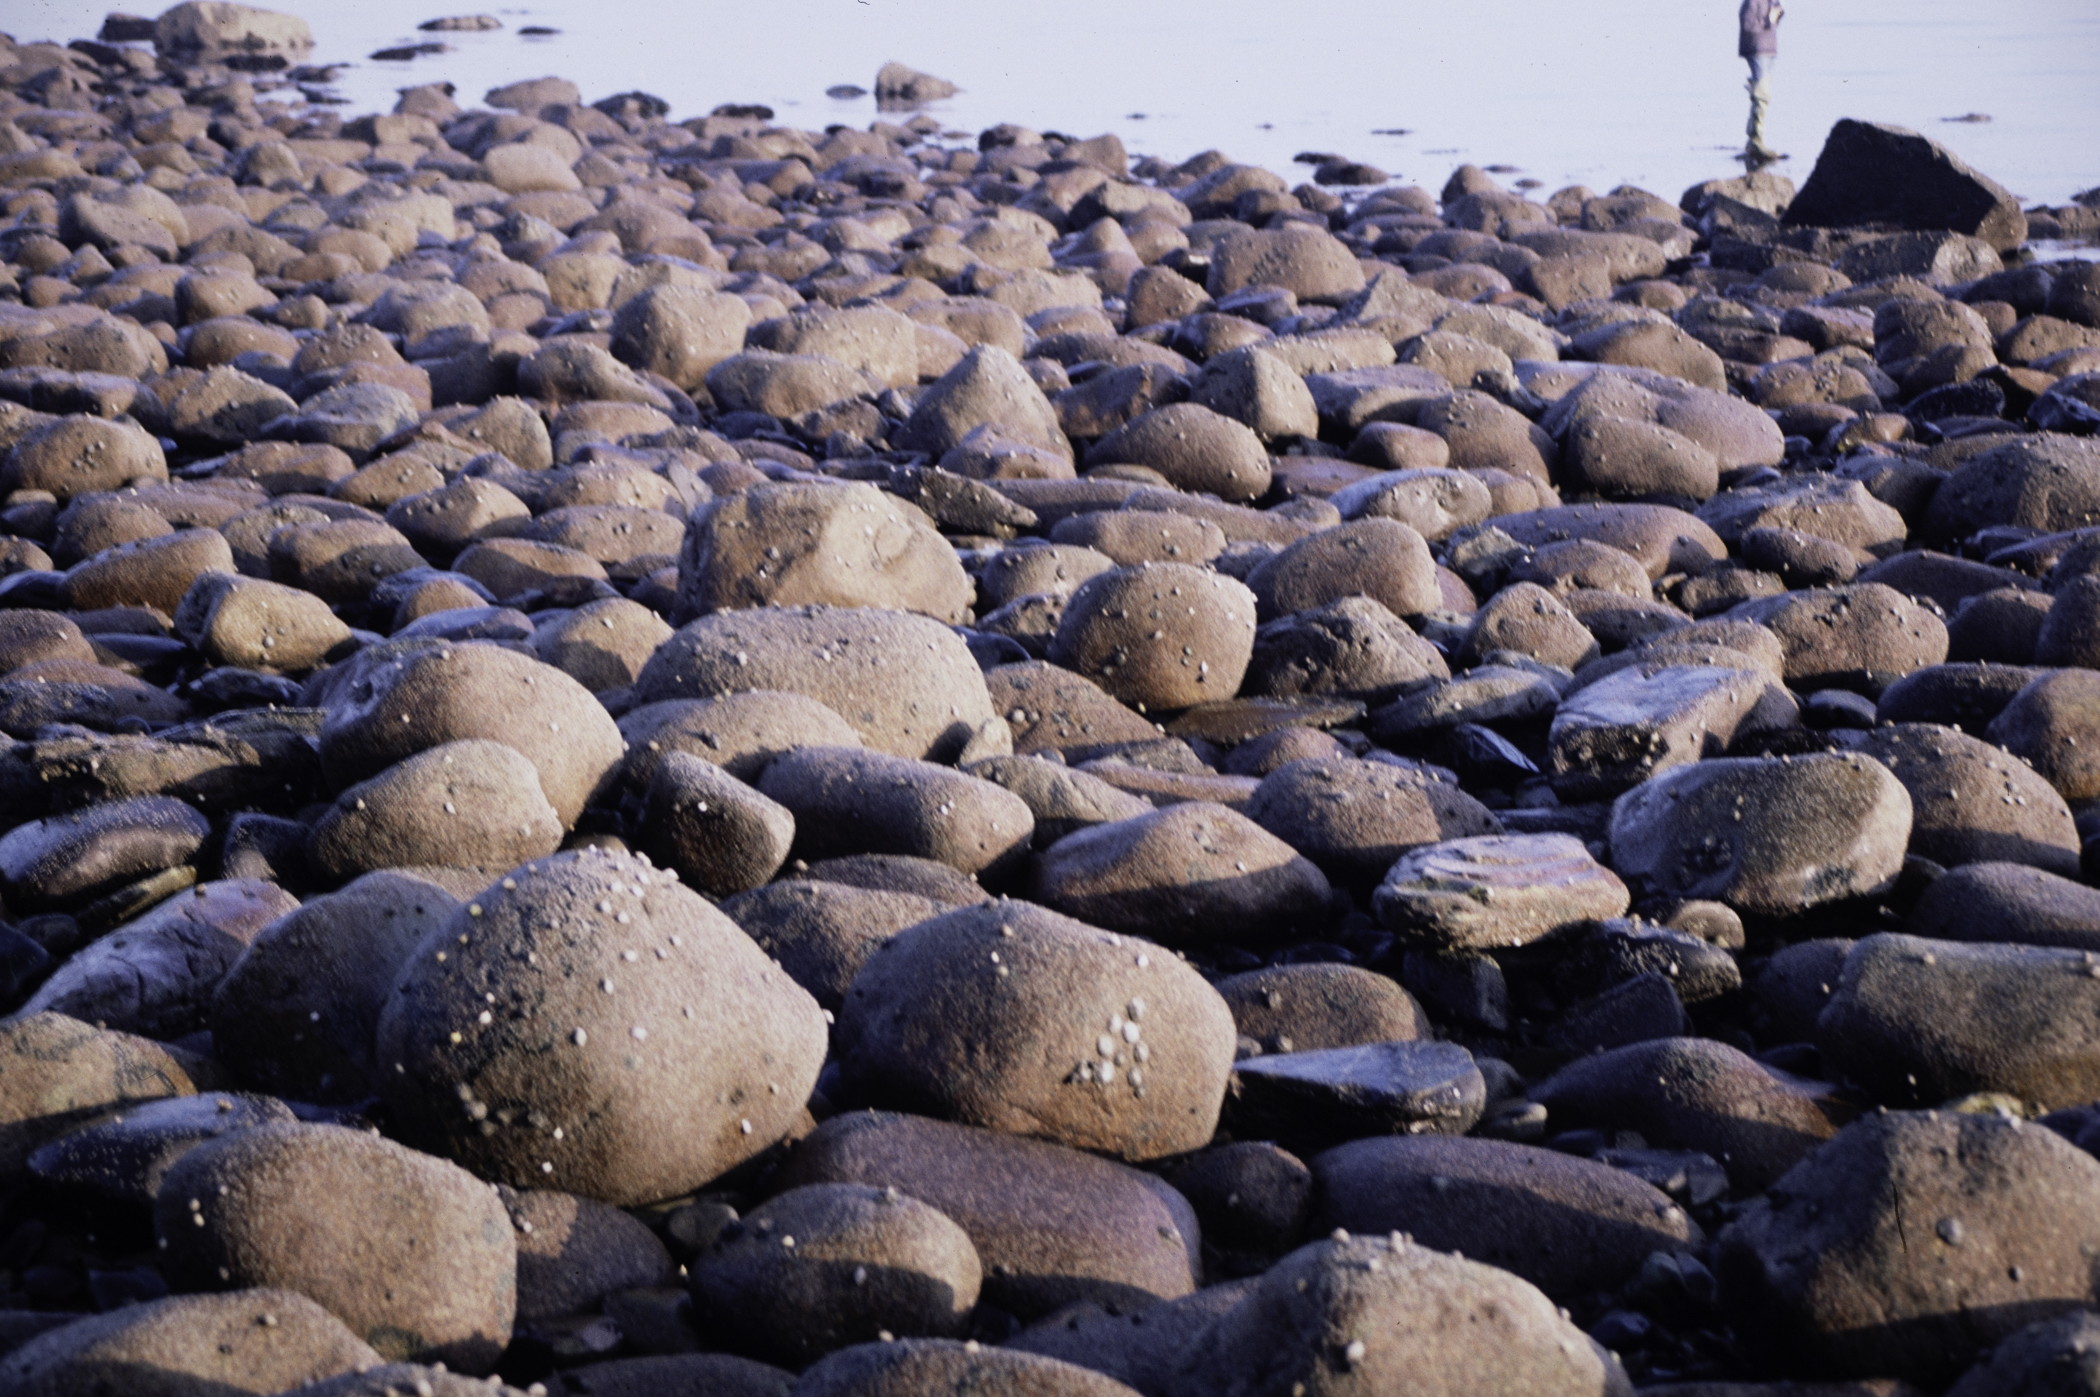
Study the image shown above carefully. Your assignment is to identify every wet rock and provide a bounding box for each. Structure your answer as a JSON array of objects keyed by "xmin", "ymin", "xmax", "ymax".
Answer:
[
  {"xmin": 1373, "ymin": 833, "xmax": 1628, "ymax": 951},
  {"xmin": 155, "ymin": 1122, "xmax": 515, "ymax": 1371},
  {"xmin": 773, "ymin": 1111, "xmax": 1202, "ymax": 1318},
  {"xmin": 1312, "ymin": 1135, "xmax": 1700, "ymax": 1300},
  {"xmin": 1609, "ymin": 752, "xmax": 1912, "ymax": 915},
  {"xmin": 689, "ymin": 1183, "xmax": 980, "ymax": 1366},
  {"xmin": 17, "ymin": 881, "xmax": 295, "ymax": 1039},
  {"xmin": 837, "ymin": 898, "xmax": 1235, "ymax": 1159},
  {"xmin": 1717, "ymin": 1111, "xmax": 2100, "ymax": 1385},
  {"xmin": 0, "ymin": 1290, "xmax": 376, "ymax": 1397},
  {"xmin": 376, "ymin": 846, "xmax": 827, "ymax": 1206},
  {"xmin": 1227, "ymin": 1039, "xmax": 1485, "ymax": 1149}
]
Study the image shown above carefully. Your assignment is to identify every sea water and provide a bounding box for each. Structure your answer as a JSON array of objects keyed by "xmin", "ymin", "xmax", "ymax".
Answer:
[{"xmin": 8, "ymin": 0, "xmax": 2099, "ymax": 206}]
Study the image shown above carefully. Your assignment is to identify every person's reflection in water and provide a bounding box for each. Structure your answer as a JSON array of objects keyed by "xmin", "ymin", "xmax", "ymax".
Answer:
[{"xmin": 1739, "ymin": 0, "xmax": 1784, "ymax": 162}]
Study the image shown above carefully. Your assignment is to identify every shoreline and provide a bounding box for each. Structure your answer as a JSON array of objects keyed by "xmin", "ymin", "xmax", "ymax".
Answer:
[{"xmin": 2, "ymin": 4, "xmax": 2100, "ymax": 1395}]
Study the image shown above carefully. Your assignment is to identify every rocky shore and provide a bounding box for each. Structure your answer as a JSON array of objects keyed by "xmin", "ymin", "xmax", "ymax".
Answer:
[{"xmin": 2, "ymin": 3, "xmax": 2100, "ymax": 1394}]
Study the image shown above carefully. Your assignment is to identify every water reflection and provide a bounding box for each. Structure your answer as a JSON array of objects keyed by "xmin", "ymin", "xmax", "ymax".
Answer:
[{"xmin": 10, "ymin": 0, "xmax": 2098, "ymax": 203}]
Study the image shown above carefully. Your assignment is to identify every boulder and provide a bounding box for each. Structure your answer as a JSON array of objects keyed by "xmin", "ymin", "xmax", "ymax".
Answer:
[
  {"xmin": 376, "ymin": 847, "xmax": 828, "ymax": 1206},
  {"xmin": 835, "ymin": 898, "xmax": 1235, "ymax": 1160},
  {"xmin": 1783, "ymin": 119, "xmax": 2028, "ymax": 252},
  {"xmin": 155, "ymin": 1123, "xmax": 516, "ymax": 1371},
  {"xmin": 1718, "ymin": 1110, "xmax": 2100, "ymax": 1384}
]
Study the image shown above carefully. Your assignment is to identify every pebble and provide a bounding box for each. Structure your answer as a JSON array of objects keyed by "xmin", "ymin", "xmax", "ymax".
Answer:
[{"xmin": 0, "ymin": 15, "xmax": 2096, "ymax": 1388}]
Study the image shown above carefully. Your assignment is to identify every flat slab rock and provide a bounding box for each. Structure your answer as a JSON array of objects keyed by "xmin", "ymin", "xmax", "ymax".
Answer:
[
  {"xmin": 1226, "ymin": 1039, "xmax": 1486, "ymax": 1149},
  {"xmin": 1372, "ymin": 832, "xmax": 1629, "ymax": 950}
]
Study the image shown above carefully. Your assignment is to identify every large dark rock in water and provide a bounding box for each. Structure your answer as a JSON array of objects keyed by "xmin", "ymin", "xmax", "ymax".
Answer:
[{"xmin": 1784, "ymin": 119, "xmax": 2027, "ymax": 252}]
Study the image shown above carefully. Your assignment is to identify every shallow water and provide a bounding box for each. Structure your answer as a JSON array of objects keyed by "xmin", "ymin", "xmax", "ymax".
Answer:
[{"xmin": 10, "ymin": 0, "xmax": 2100, "ymax": 206}]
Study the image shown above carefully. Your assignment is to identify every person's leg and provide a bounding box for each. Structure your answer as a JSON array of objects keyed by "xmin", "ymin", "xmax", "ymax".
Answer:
[{"xmin": 1745, "ymin": 54, "xmax": 1777, "ymax": 155}]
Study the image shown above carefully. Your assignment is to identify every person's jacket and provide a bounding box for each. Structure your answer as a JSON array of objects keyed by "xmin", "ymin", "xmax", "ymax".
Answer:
[{"xmin": 1739, "ymin": 0, "xmax": 1783, "ymax": 57}]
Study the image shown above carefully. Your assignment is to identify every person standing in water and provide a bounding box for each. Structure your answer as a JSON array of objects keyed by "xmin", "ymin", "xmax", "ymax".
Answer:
[{"xmin": 1739, "ymin": 0, "xmax": 1783, "ymax": 160}]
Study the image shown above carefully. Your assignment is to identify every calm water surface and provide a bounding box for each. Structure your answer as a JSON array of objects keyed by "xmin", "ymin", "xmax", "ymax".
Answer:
[{"xmin": 10, "ymin": 0, "xmax": 2099, "ymax": 205}]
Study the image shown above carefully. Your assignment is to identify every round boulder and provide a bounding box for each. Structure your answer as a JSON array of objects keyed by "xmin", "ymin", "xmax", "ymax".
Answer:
[
  {"xmin": 0, "ymin": 1290, "xmax": 379, "ymax": 1397},
  {"xmin": 376, "ymin": 846, "xmax": 828, "ymax": 1206},
  {"xmin": 154, "ymin": 1122, "xmax": 516, "ymax": 1372},
  {"xmin": 677, "ymin": 481, "xmax": 971, "ymax": 625},
  {"xmin": 1608, "ymin": 752, "xmax": 1912, "ymax": 916},
  {"xmin": 689, "ymin": 1183, "xmax": 981, "ymax": 1367},
  {"xmin": 1245, "ymin": 518, "xmax": 1440, "ymax": 623},
  {"xmin": 316, "ymin": 641, "xmax": 624, "ymax": 827},
  {"xmin": 1048, "ymin": 563, "xmax": 1256, "ymax": 712},
  {"xmin": 835, "ymin": 899, "xmax": 1236, "ymax": 1160},
  {"xmin": 1084, "ymin": 403, "xmax": 1273, "ymax": 504},
  {"xmin": 1718, "ymin": 1110, "xmax": 2100, "ymax": 1385},
  {"xmin": 306, "ymin": 739, "xmax": 566, "ymax": 883},
  {"xmin": 633, "ymin": 606, "xmax": 997, "ymax": 763},
  {"xmin": 1034, "ymin": 801, "xmax": 1333, "ymax": 948}
]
